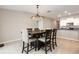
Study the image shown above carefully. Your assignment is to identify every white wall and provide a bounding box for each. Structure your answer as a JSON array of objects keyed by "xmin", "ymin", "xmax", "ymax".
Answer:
[
  {"xmin": 43, "ymin": 19, "xmax": 57, "ymax": 29},
  {"xmin": 0, "ymin": 9, "xmax": 57, "ymax": 43},
  {"xmin": 0, "ymin": 9, "xmax": 36, "ymax": 43}
]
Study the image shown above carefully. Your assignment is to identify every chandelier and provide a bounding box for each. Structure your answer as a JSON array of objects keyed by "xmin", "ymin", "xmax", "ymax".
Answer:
[{"xmin": 31, "ymin": 5, "xmax": 45, "ymax": 20}]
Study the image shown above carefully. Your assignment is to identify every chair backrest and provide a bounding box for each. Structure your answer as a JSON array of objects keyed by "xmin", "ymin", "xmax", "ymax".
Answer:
[
  {"xmin": 53, "ymin": 29, "xmax": 57, "ymax": 36},
  {"xmin": 21, "ymin": 29, "xmax": 28, "ymax": 43},
  {"xmin": 27, "ymin": 28, "xmax": 32, "ymax": 32},
  {"xmin": 45, "ymin": 29, "xmax": 52, "ymax": 39},
  {"xmin": 34, "ymin": 28, "xmax": 39, "ymax": 31}
]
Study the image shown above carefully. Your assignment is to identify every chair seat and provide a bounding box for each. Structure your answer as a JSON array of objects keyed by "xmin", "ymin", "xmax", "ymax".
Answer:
[
  {"xmin": 38, "ymin": 37, "xmax": 50, "ymax": 42},
  {"xmin": 29, "ymin": 39, "xmax": 36, "ymax": 43}
]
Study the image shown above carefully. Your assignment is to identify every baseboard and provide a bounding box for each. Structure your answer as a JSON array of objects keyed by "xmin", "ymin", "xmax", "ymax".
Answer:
[
  {"xmin": 0, "ymin": 39, "xmax": 21, "ymax": 44},
  {"xmin": 57, "ymin": 36, "xmax": 79, "ymax": 42}
]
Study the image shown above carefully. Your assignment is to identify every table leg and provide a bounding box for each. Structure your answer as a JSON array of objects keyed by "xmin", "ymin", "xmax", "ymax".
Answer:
[{"xmin": 36, "ymin": 38, "xmax": 39, "ymax": 51}]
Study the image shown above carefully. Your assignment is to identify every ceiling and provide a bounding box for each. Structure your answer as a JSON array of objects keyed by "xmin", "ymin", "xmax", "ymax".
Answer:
[{"xmin": 0, "ymin": 5, "xmax": 79, "ymax": 19}]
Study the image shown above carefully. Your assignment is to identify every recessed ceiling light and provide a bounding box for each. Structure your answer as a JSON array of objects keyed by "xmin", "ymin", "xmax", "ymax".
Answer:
[
  {"xmin": 64, "ymin": 11, "xmax": 68, "ymax": 13},
  {"xmin": 68, "ymin": 13, "xmax": 71, "ymax": 15},
  {"xmin": 57, "ymin": 14, "xmax": 61, "ymax": 17}
]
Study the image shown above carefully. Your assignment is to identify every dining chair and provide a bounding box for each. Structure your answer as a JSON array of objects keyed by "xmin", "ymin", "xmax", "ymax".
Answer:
[
  {"xmin": 27, "ymin": 28, "xmax": 32, "ymax": 32},
  {"xmin": 34, "ymin": 28, "xmax": 39, "ymax": 31},
  {"xmin": 51, "ymin": 29, "xmax": 57, "ymax": 49},
  {"xmin": 21, "ymin": 29, "xmax": 36, "ymax": 54},
  {"xmin": 38, "ymin": 29, "xmax": 52, "ymax": 54}
]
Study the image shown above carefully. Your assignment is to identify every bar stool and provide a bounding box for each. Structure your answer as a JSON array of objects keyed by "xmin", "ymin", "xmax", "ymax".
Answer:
[
  {"xmin": 21, "ymin": 29, "xmax": 36, "ymax": 54},
  {"xmin": 52, "ymin": 29, "xmax": 57, "ymax": 49},
  {"xmin": 38, "ymin": 29, "xmax": 52, "ymax": 54}
]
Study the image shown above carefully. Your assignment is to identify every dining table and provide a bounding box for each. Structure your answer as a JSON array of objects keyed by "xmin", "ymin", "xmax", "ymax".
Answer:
[{"xmin": 28, "ymin": 30, "xmax": 46, "ymax": 50}]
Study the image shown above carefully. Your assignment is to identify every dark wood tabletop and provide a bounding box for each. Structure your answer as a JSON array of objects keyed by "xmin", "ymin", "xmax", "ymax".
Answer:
[{"xmin": 29, "ymin": 30, "xmax": 46, "ymax": 35}]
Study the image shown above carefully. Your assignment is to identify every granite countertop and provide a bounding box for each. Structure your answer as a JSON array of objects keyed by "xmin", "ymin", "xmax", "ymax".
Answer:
[{"xmin": 58, "ymin": 28, "xmax": 79, "ymax": 31}]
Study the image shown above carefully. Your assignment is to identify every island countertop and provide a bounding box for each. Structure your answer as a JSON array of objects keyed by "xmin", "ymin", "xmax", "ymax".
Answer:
[
  {"xmin": 57, "ymin": 29, "xmax": 79, "ymax": 41},
  {"xmin": 58, "ymin": 28, "xmax": 79, "ymax": 31}
]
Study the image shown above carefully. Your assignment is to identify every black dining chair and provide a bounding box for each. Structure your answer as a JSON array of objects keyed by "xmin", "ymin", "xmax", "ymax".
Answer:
[
  {"xmin": 51, "ymin": 29, "xmax": 57, "ymax": 49},
  {"xmin": 38, "ymin": 29, "xmax": 52, "ymax": 54},
  {"xmin": 21, "ymin": 29, "xmax": 36, "ymax": 54}
]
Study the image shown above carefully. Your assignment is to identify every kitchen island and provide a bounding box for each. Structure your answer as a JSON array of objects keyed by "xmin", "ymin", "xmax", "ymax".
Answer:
[{"xmin": 57, "ymin": 29, "xmax": 79, "ymax": 41}]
